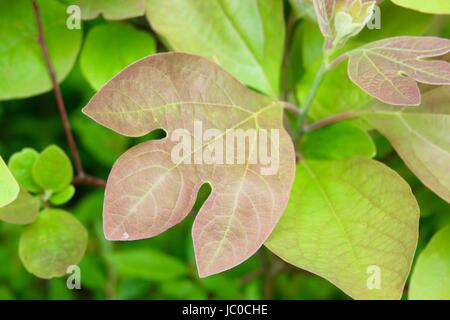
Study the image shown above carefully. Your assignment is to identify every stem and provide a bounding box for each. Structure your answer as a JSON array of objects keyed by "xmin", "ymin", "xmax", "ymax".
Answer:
[
  {"xmin": 281, "ymin": 14, "xmax": 298, "ymax": 101},
  {"xmin": 32, "ymin": 0, "xmax": 83, "ymax": 175},
  {"xmin": 293, "ymin": 61, "xmax": 327, "ymax": 140},
  {"xmin": 73, "ymin": 175, "xmax": 107, "ymax": 188},
  {"xmin": 32, "ymin": 0, "xmax": 107, "ymax": 188},
  {"xmin": 304, "ymin": 111, "xmax": 359, "ymax": 132}
]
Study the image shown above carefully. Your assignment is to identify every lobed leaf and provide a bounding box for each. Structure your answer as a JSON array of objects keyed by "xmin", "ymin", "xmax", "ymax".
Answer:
[
  {"xmin": 0, "ymin": 0, "xmax": 82, "ymax": 100},
  {"xmin": 0, "ymin": 189, "xmax": 39, "ymax": 225},
  {"xmin": 362, "ymin": 86, "xmax": 450, "ymax": 202},
  {"xmin": 409, "ymin": 226, "xmax": 450, "ymax": 300},
  {"xmin": 83, "ymin": 52, "xmax": 295, "ymax": 277},
  {"xmin": 19, "ymin": 209, "xmax": 88, "ymax": 279},
  {"xmin": 79, "ymin": 22, "xmax": 156, "ymax": 91},
  {"xmin": 266, "ymin": 157, "xmax": 419, "ymax": 300},
  {"xmin": 0, "ymin": 156, "xmax": 19, "ymax": 208},
  {"xmin": 60, "ymin": 0, "xmax": 146, "ymax": 20},
  {"xmin": 146, "ymin": 0, "xmax": 285, "ymax": 97},
  {"xmin": 348, "ymin": 36, "xmax": 450, "ymax": 105},
  {"xmin": 391, "ymin": 0, "xmax": 450, "ymax": 15}
]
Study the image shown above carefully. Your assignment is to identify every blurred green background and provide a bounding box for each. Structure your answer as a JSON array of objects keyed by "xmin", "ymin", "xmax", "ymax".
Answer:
[{"xmin": 0, "ymin": 0, "xmax": 449, "ymax": 300}]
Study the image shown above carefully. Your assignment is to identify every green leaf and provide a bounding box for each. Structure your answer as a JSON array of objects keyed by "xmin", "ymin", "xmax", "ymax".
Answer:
[
  {"xmin": 49, "ymin": 185, "xmax": 75, "ymax": 206},
  {"xmin": 0, "ymin": 0, "xmax": 82, "ymax": 100},
  {"xmin": 80, "ymin": 22, "xmax": 156, "ymax": 91},
  {"xmin": 83, "ymin": 52, "xmax": 295, "ymax": 277},
  {"xmin": 0, "ymin": 189, "xmax": 39, "ymax": 225},
  {"xmin": 347, "ymin": 37, "xmax": 450, "ymax": 106},
  {"xmin": 146, "ymin": 0, "xmax": 285, "ymax": 97},
  {"xmin": 409, "ymin": 226, "xmax": 450, "ymax": 299},
  {"xmin": 160, "ymin": 280, "xmax": 207, "ymax": 299},
  {"xmin": 391, "ymin": 0, "xmax": 450, "ymax": 14},
  {"xmin": 362, "ymin": 87, "xmax": 450, "ymax": 202},
  {"xmin": 106, "ymin": 249, "xmax": 186, "ymax": 281},
  {"xmin": 32, "ymin": 145, "xmax": 73, "ymax": 193},
  {"xmin": 302, "ymin": 123, "xmax": 376, "ymax": 160},
  {"xmin": 266, "ymin": 157, "xmax": 420, "ymax": 300},
  {"xmin": 19, "ymin": 209, "xmax": 88, "ymax": 279},
  {"xmin": 8, "ymin": 148, "xmax": 42, "ymax": 193},
  {"xmin": 72, "ymin": 113, "xmax": 129, "ymax": 167},
  {"xmin": 61, "ymin": 0, "xmax": 146, "ymax": 20},
  {"xmin": 0, "ymin": 156, "xmax": 19, "ymax": 207}
]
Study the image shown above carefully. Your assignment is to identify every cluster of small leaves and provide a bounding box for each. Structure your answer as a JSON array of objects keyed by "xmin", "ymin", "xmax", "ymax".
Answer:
[{"xmin": 0, "ymin": 146, "xmax": 87, "ymax": 279}]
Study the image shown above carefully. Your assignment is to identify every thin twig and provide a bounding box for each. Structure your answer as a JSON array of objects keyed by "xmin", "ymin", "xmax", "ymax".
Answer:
[
  {"xmin": 73, "ymin": 175, "xmax": 107, "ymax": 188},
  {"xmin": 32, "ymin": 0, "xmax": 107, "ymax": 188},
  {"xmin": 32, "ymin": 0, "xmax": 83, "ymax": 175},
  {"xmin": 283, "ymin": 101, "xmax": 301, "ymax": 115},
  {"xmin": 304, "ymin": 111, "xmax": 359, "ymax": 132},
  {"xmin": 327, "ymin": 52, "xmax": 349, "ymax": 71}
]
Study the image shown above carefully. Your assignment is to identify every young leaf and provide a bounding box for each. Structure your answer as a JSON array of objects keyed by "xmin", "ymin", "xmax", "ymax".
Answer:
[
  {"xmin": 61, "ymin": 0, "xmax": 146, "ymax": 20},
  {"xmin": 0, "ymin": 189, "xmax": 39, "ymax": 225},
  {"xmin": 80, "ymin": 22, "xmax": 156, "ymax": 91},
  {"xmin": 266, "ymin": 157, "xmax": 419, "ymax": 300},
  {"xmin": 302, "ymin": 122, "xmax": 375, "ymax": 160},
  {"xmin": 313, "ymin": 0, "xmax": 376, "ymax": 48},
  {"xmin": 19, "ymin": 209, "xmax": 88, "ymax": 279},
  {"xmin": 49, "ymin": 185, "xmax": 75, "ymax": 206},
  {"xmin": 0, "ymin": 156, "xmax": 19, "ymax": 207},
  {"xmin": 348, "ymin": 36, "xmax": 450, "ymax": 105},
  {"xmin": 409, "ymin": 226, "xmax": 450, "ymax": 300},
  {"xmin": 106, "ymin": 249, "xmax": 186, "ymax": 281},
  {"xmin": 83, "ymin": 52, "xmax": 296, "ymax": 277},
  {"xmin": 8, "ymin": 148, "xmax": 42, "ymax": 193},
  {"xmin": 32, "ymin": 145, "xmax": 73, "ymax": 193},
  {"xmin": 146, "ymin": 0, "xmax": 285, "ymax": 97},
  {"xmin": 391, "ymin": 0, "xmax": 450, "ymax": 15},
  {"xmin": 0, "ymin": 0, "xmax": 82, "ymax": 100},
  {"xmin": 290, "ymin": 0, "xmax": 316, "ymax": 21},
  {"xmin": 362, "ymin": 86, "xmax": 450, "ymax": 202}
]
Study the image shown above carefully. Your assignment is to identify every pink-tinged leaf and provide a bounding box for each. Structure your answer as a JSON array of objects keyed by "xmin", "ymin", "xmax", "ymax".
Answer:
[
  {"xmin": 313, "ymin": 0, "xmax": 335, "ymax": 39},
  {"xmin": 83, "ymin": 53, "xmax": 295, "ymax": 277},
  {"xmin": 348, "ymin": 36, "xmax": 450, "ymax": 105},
  {"xmin": 363, "ymin": 86, "xmax": 450, "ymax": 202}
]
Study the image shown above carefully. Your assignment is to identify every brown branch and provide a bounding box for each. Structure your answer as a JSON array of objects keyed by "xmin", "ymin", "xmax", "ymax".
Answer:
[
  {"xmin": 32, "ymin": 0, "xmax": 106, "ymax": 188},
  {"xmin": 73, "ymin": 175, "xmax": 107, "ymax": 188},
  {"xmin": 304, "ymin": 111, "xmax": 359, "ymax": 132}
]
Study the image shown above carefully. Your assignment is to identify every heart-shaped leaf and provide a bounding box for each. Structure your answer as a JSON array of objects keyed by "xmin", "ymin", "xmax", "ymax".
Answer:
[
  {"xmin": 409, "ymin": 226, "xmax": 450, "ymax": 300},
  {"xmin": 391, "ymin": 0, "xmax": 450, "ymax": 15},
  {"xmin": 0, "ymin": 156, "xmax": 19, "ymax": 208},
  {"xmin": 83, "ymin": 52, "xmax": 295, "ymax": 277},
  {"xmin": 0, "ymin": 189, "xmax": 39, "ymax": 225},
  {"xmin": 266, "ymin": 157, "xmax": 419, "ymax": 300},
  {"xmin": 60, "ymin": 0, "xmax": 146, "ymax": 20},
  {"xmin": 362, "ymin": 86, "xmax": 450, "ymax": 202},
  {"xmin": 348, "ymin": 36, "xmax": 450, "ymax": 105},
  {"xmin": 145, "ymin": 0, "xmax": 285, "ymax": 97}
]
